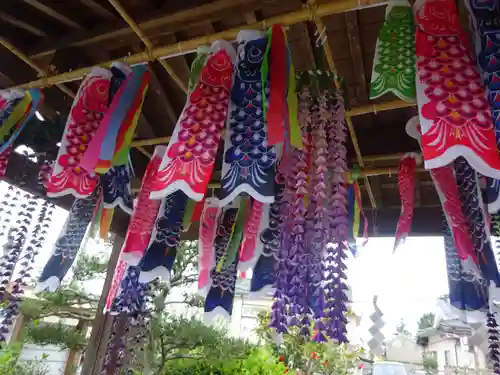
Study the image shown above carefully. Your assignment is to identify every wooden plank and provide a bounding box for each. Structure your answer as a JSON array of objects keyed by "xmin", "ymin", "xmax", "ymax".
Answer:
[
  {"xmin": 79, "ymin": 0, "xmax": 118, "ymax": 20},
  {"xmin": 0, "ymin": 11, "xmax": 47, "ymax": 37},
  {"xmin": 29, "ymin": 0, "xmax": 268, "ymax": 60},
  {"xmin": 22, "ymin": 0, "xmax": 84, "ymax": 29},
  {"xmin": 345, "ymin": 10, "xmax": 369, "ymax": 105}
]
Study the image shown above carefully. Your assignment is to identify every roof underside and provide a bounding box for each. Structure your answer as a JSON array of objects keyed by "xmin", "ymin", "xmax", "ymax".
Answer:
[{"xmin": 0, "ymin": 0, "xmax": 452, "ymax": 238}]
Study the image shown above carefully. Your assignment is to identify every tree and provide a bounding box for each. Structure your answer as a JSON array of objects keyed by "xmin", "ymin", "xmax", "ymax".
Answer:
[
  {"xmin": 20, "ymin": 239, "xmax": 256, "ymax": 374},
  {"xmin": 395, "ymin": 319, "xmax": 410, "ymax": 336},
  {"xmin": 142, "ymin": 314, "xmax": 253, "ymax": 374},
  {"xmin": 417, "ymin": 313, "xmax": 435, "ymax": 331},
  {"xmin": 19, "ymin": 241, "xmax": 203, "ymax": 348}
]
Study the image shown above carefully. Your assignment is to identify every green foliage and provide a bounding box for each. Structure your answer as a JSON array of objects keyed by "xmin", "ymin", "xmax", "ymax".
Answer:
[
  {"xmin": 23, "ymin": 322, "xmax": 87, "ymax": 350},
  {"xmin": 161, "ymin": 348, "xmax": 291, "ymax": 375},
  {"xmin": 423, "ymin": 355, "xmax": 438, "ymax": 373},
  {"xmin": 255, "ymin": 311, "xmax": 360, "ymax": 375},
  {"xmin": 0, "ymin": 343, "xmax": 49, "ymax": 375},
  {"xmin": 71, "ymin": 252, "xmax": 109, "ymax": 282},
  {"xmin": 143, "ymin": 314, "xmax": 253, "ymax": 374},
  {"xmin": 223, "ymin": 347, "xmax": 293, "ymax": 375},
  {"xmin": 417, "ymin": 313, "xmax": 435, "ymax": 331}
]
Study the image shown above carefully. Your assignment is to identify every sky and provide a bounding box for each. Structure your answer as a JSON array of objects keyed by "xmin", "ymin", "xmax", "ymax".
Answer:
[{"xmin": 348, "ymin": 236, "xmax": 449, "ymax": 338}]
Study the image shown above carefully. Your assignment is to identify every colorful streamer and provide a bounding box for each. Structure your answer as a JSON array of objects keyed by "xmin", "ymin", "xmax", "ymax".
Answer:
[
  {"xmin": 150, "ymin": 41, "xmax": 235, "ymax": 202},
  {"xmin": 218, "ymin": 30, "xmax": 277, "ymax": 207},
  {"xmin": 120, "ymin": 146, "xmax": 165, "ymax": 265}
]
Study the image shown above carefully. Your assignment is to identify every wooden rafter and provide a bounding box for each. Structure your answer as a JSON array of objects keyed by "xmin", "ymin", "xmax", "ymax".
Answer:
[
  {"xmin": 0, "ymin": 11, "xmax": 47, "ymax": 37},
  {"xmin": 344, "ymin": 10, "xmax": 368, "ymax": 104},
  {"xmin": 0, "ymin": 37, "xmax": 75, "ymax": 98},
  {"xmin": 107, "ymin": 0, "xmax": 188, "ymax": 93},
  {"xmin": 155, "ymin": 33, "xmax": 191, "ymax": 93},
  {"xmin": 147, "ymin": 66, "xmax": 178, "ymax": 125},
  {"xmin": 11, "ymin": 0, "xmax": 390, "ymax": 90},
  {"xmin": 22, "ymin": 0, "xmax": 83, "ymax": 29},
  {"xmin": 79, "ymin": 0, "xmax": 118, "ymax": 20},
  {"xmin": 29, "ymin": 0, "xmax": 272, "ymax": 60}
]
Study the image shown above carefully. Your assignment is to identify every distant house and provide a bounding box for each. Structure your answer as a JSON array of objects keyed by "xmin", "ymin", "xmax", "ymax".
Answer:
[
  {"xmin": 385, "ymin": 333, "xmax": 423, "ymax": 368},
  {"xmin": 416, "ymin": 318, "xmax": 488, "ymax": 373}
]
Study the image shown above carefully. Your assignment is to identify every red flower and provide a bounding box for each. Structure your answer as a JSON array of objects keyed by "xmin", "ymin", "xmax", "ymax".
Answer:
[
  {"xmin": 311, "ymin": 352, "xmax": 319, "ymax": 359},
  {"xmin": 279, "ymin": 355, "xmax": 285, "ymax": 362},
  {"xmin": 284, "ymin": 368, "xmax": 289, "ymax": 373},
  {"xmin": 323, "ymin": 361, "xmax": 329, "ymax": 366}
]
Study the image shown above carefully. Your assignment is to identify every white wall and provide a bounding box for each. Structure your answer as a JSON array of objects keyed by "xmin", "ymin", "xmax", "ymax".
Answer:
[
  {"xmin": 18, "ymin": 344, "xmax": 69, "ymax": 374},
  {"xmin": 426, "ymin": 335, "xmax": 486, "ymax": 371}
]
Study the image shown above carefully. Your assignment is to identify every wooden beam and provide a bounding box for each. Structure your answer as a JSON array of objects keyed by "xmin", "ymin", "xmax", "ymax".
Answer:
[
  {"xmin": 12, "ymin": 0, "xmax": 390, "ymax": 89},
  {"xmin": 344, "ymin": 11, "xmax": 369, "ymax": 104},
  {"xmin": 0, "ymin": 11, "xmax": 47, "ymax": 37},
  {"xmin": 29, "ymin": 0, "xmax": 272, "ymax": 60},
  {"xmin": 22, "ymin": 0, "xmax": 84, "ymax": 29},
  {"xmin": 79, "ymin": 0, "xmax": 118, "ymax": 20}
]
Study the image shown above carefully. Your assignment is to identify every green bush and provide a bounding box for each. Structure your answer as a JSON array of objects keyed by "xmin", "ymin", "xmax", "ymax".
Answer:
[{"xmin": 162, "ymin": 348, "xmax": 291, "ymax": 375}]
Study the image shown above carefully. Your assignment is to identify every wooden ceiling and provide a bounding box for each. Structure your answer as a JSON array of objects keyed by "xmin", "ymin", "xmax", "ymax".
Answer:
[{"xmin": 0, "ymin": 0, "xmax": 445, "ymax": 236}]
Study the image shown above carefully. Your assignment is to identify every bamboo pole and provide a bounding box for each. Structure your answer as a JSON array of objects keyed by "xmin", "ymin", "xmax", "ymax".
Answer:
[
  {"xmin": 357, "ymin": 153, "xmax": 407, "ymax": 163},
  {"xmin": 107, "ymin": 0, "xmax": 188, "ymax": 94},
  {"xmin": 308, "ymin": 1, "xmax": 377, "ymax": 209},
  {"xmin": 135, "ymin": 146, "xmax": 152, "ymax": 158},
  {"xmin": 131, "ymin": 136, "xmax": 171, "ymax": 147},
  {"xmin": 0, "ymin": 37, "xmax": 76, "ymax": 98},
  {"xmin": 9, "ymin": 0, "xmax": 388, "ymax": 90},
  {"xmin": 347, "ymin": 98, "xmax": 415, "ymax": 116}
]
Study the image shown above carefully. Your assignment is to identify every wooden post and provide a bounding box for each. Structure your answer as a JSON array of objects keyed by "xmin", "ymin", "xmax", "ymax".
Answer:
[
  {"xmin": 81, "ymin": 235, "xmax": 124, "ymax": 375},
  {"xmin": 63, "ymin": 319, "xmax": 88, "ymax": 375},
  {"xmin": 9, "ymin": 313, "xmax": 25, "ymax": 343}
]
